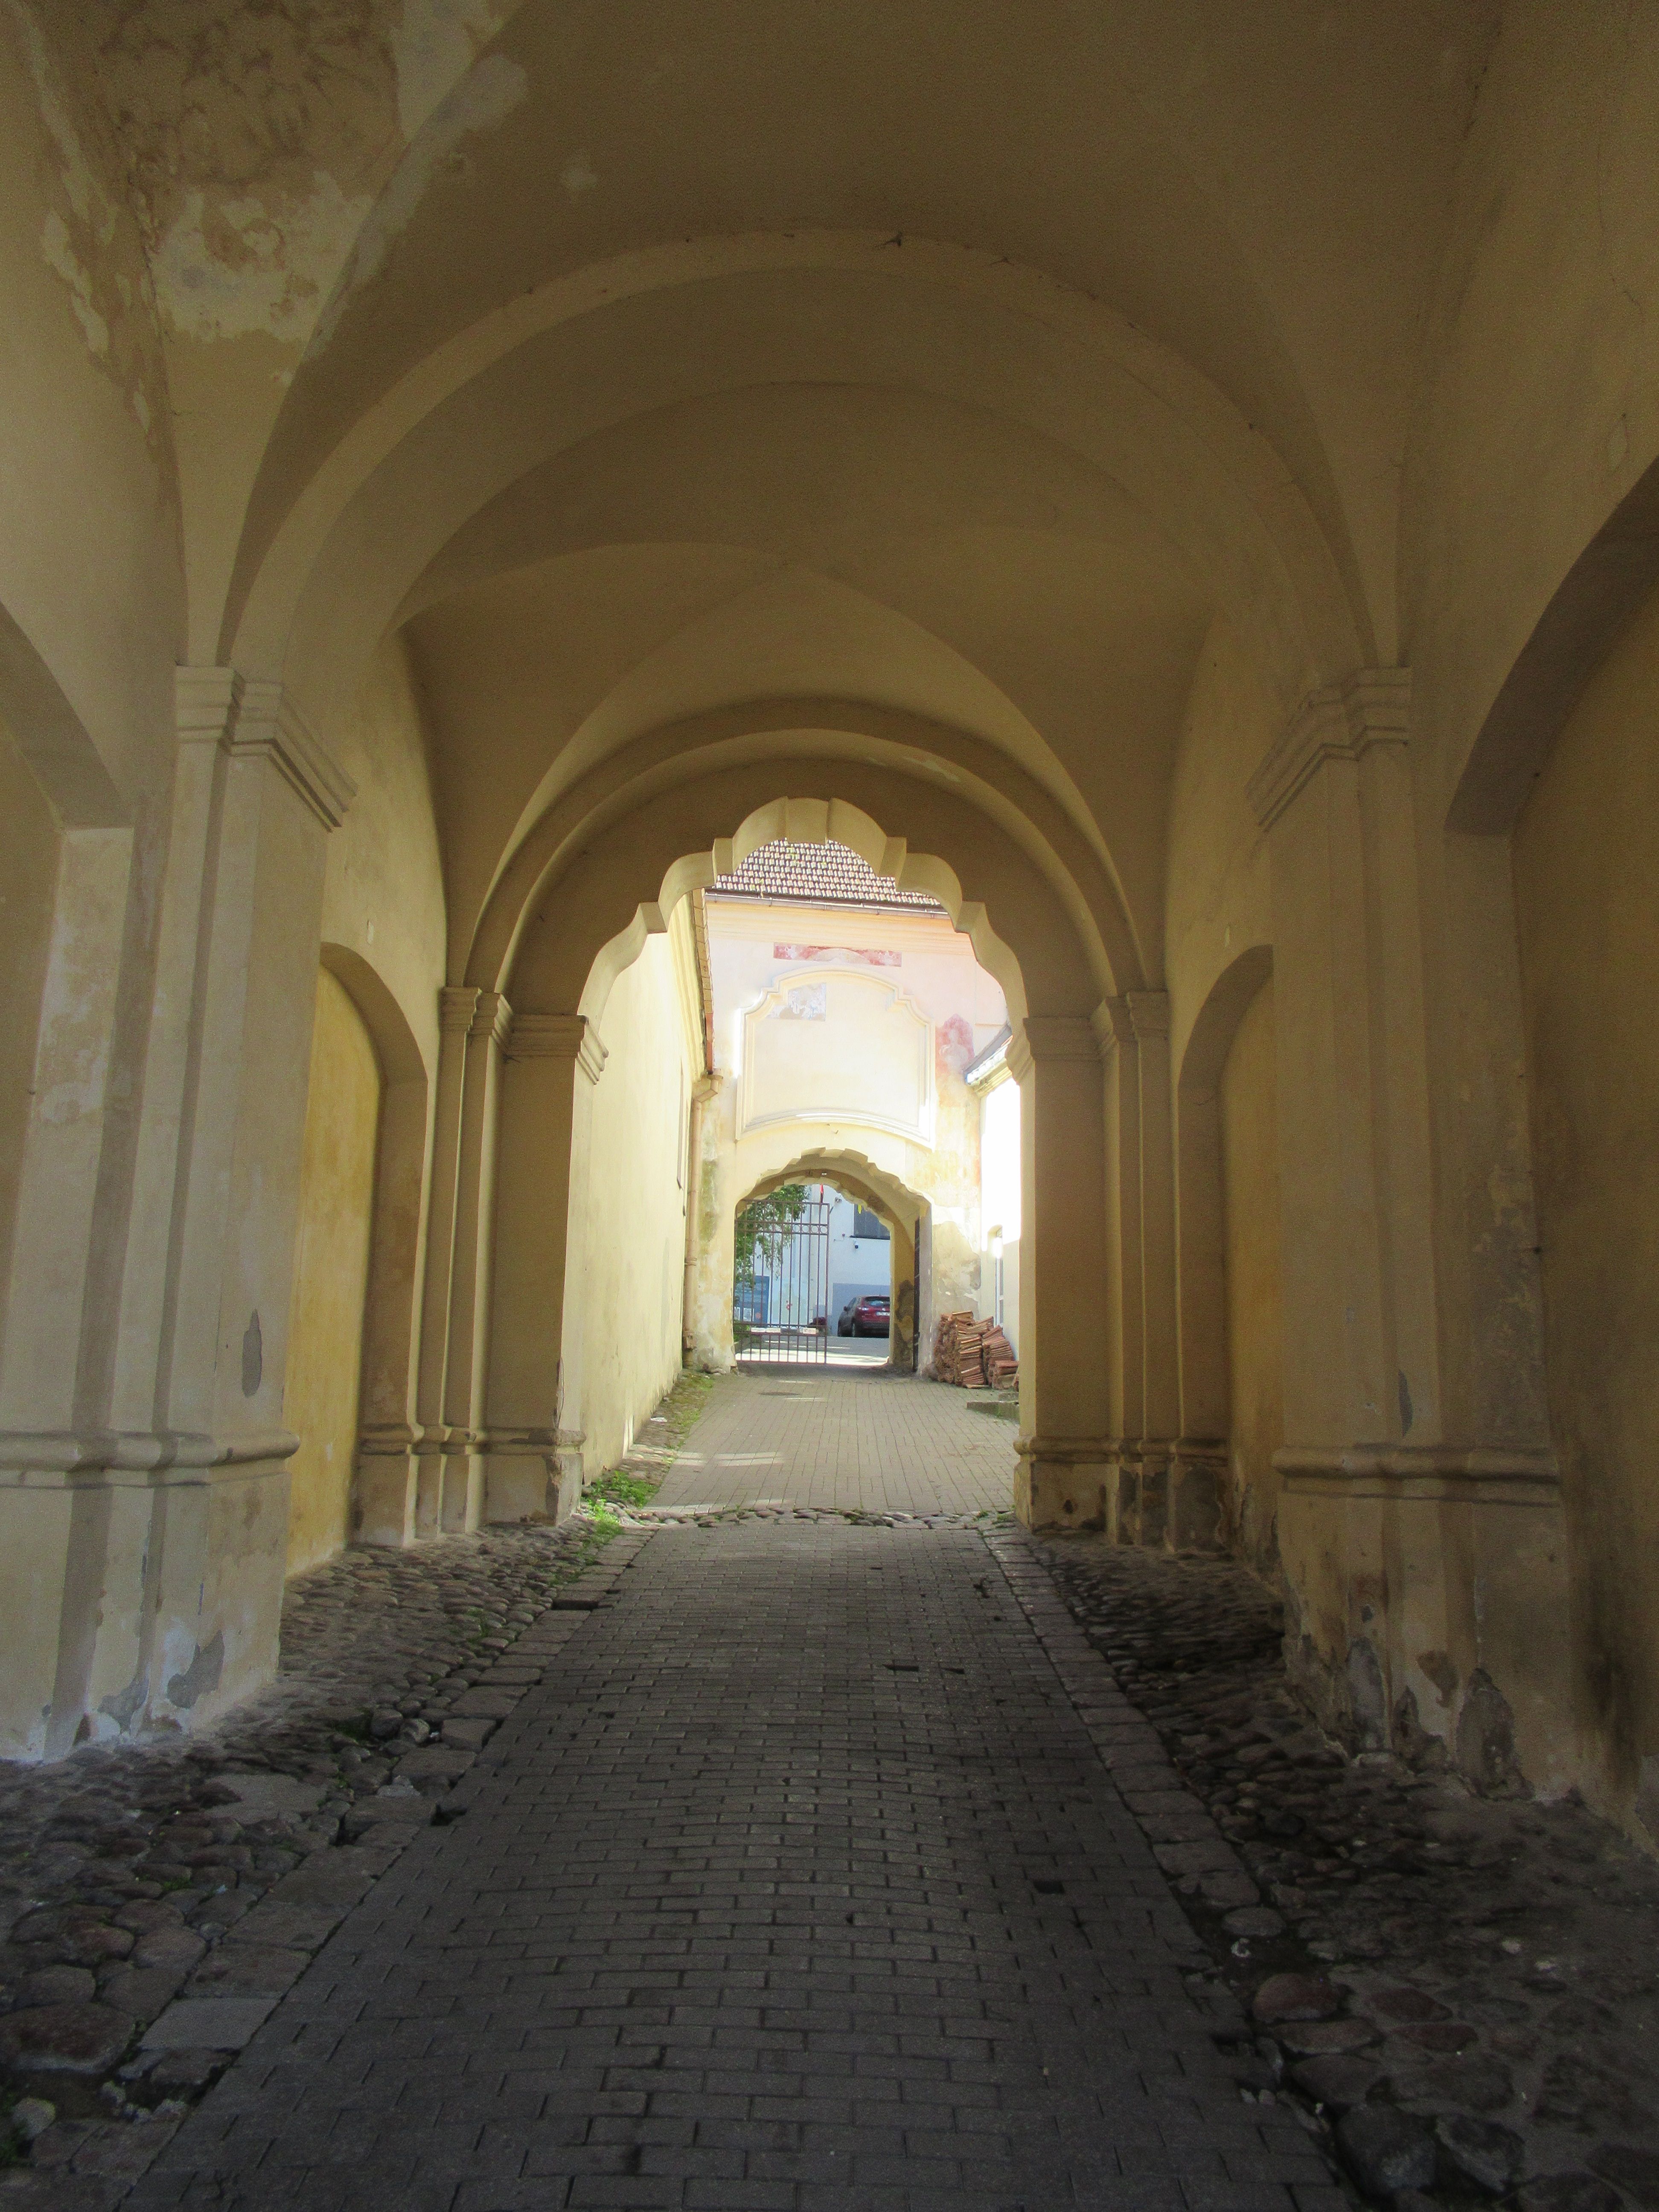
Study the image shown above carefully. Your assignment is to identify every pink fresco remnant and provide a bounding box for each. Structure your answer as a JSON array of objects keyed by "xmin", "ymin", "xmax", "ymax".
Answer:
[
  {"xmin": 774, "ymin": 944, "xmax": 901, "ymax": 967},
  {"xmin": 935, "ymin": 1013, "xmax": 975, "ymax": 1078}
]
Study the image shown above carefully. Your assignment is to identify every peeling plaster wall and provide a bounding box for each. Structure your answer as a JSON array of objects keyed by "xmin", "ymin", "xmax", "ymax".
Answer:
[
  {"xmin": 1514, "ymin": 578, "xmax": 1659, "ymax": 1845},
  {"xmin": 0, "ymin": 3, "xmax": 180, "ymax": 799},
  {"xmin": 89, "ymin": 0, "xmax": 520, "ymax": 351}
]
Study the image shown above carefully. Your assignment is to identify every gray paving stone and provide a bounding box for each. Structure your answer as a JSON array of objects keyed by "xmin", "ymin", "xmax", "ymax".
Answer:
[
  {"xmin": 143, "ymin": 1997, "xmax": 279, "ymax": 2051},
  {"xmin": 124, "ymin": 1515, "xmax": 1321, "ymax": 2210}
]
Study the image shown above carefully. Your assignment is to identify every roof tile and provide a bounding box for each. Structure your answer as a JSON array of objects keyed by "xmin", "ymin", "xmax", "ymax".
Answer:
[{"xmin": 708, "ymin": 838, "xmax": 944, "ymax": 912}]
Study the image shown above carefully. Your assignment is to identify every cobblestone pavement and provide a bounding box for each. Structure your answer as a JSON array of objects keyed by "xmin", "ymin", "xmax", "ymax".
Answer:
[
  {"xmin": 0, "ymin": 1390, "xmax": 712, "ymax": 2205},
  {"xmin": 124, "ymin": 1516, "xmax": 1333, "ymax": 2212},
  {"xmin": 652, "ymin": 1371, "xmax": 1016, "ymax": 1518},
  {"xmin": 9, "ymin": 1373, "xmax": 1658, "ymax": 2212},
  {"xmin": 1028, "ymin": 1536, "xmax": 1659, "ymax": 2212}
]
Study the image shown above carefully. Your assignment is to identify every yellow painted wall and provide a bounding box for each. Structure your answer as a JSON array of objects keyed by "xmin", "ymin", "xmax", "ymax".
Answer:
[
  {"xmin": 1164, "ymin": 614, "xmax": 1277, "ymax": 1079},
  {"xmin": 320, "ymin": 634, "xmax": 448, "ymax": 1082},
  {"xmin": 0, "ymin": 720, "xmax": 61, "ymax": 1300},
  {"xmin": 1513, "ymin": 579, "xmax": 1659, "ymax": 1835},
  {"xmin": 1220, "ymin": 979, "xmax": 1284, "ymax": 1572},
  {"xmin": 582, "ymin": 932, "xmax": 699, "ymax": 1474},
  {"xmin": 283, "ymin": 968, "xmax": 381, "ymax": 1578}
]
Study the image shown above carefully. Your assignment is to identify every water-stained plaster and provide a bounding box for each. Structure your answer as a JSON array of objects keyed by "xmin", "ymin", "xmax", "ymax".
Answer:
[
  {"xmin": 6, "ymin": 0, "xmax": 164, "ymax": 434},
  {"xmin": 89, "ymin": 0, "xmax": 526, "ymax": 351},
  {"xmin": 151, "ymin": 174, "xmax": 374, "ymax": 346}
]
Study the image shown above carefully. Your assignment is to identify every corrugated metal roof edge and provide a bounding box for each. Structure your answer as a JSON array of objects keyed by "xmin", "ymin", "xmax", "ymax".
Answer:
[
  {"xmin": 964, "ymin": 1023, "xmax": 1013, "ymax": 1089},
  {"xmin": 704, "ymin": 887, "xmax": 948, "ymax": 914}
]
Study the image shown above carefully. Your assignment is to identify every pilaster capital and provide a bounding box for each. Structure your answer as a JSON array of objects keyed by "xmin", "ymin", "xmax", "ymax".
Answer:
[
  {"xmin": 508, "ymin": 1012, "xmax": 609, "ymax": 1084},
  {"xmin": 1091, "ymin": 998, "xmax": 1135, "ymax": 1059},
  {"xmin": 1246, "ymin": 666, "xmax": 1412, "ymax": 830},
  {"xmin": 234, "ymin": 680, "xmax": 356, "ymax": 830},
  {"xmin": 1124, "ymin": 989, "xmax": 1170, "ymax": 1042},
  {"xmin": 174, "ymin": 667, "xmax": 355, "ymax": 830},
  {"xmin": 439, "ymin": 985, "xmax": 480, "ymax": 1035},
  {"xmin": 174, "ymin": 665, "xmax": 241, "ymax": 743},
  {"xmin": 469, "ymin": 989, "xmax": 512, "ymax": 1047},
  {"xmin": 1013, "ymin": 1016, "xmax": 1100, "ymax": 1078}
]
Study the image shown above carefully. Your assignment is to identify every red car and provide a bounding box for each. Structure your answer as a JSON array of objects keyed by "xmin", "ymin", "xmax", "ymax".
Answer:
[{"xmin": 850, "ymin": 1295, "xmax": 891, "ymax": 1338}]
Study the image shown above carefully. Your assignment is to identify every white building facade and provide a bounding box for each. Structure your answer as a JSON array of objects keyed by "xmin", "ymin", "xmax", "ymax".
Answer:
[{"xmin": 687, "ymin": 842, "xmax": 1008, "ymax": 1370}]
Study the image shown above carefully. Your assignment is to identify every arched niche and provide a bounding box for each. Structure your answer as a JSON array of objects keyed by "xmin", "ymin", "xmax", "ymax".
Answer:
[
  {"xmin": 1449, "ymin": 455, "xmax": 1659, "ymax": 835},
  {"xmin": 730, "ymin": 1146, "xmax": 928, "ymax": 1374},
  {"xmin": 1174, "ymin": 944, "xmax": 1274, "ymax": 1443},
  {"xmin": 316, "ymin": 943, "xmax": 433, "ymax": 1547}
]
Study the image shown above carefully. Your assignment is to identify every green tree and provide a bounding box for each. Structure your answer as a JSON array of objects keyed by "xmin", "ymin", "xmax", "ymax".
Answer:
[{"xmin": 733, "ymin": 1184, "xmax": 809, "ymax": 1320}]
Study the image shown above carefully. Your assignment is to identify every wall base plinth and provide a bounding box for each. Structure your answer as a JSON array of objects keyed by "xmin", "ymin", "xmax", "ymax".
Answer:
[
  {"xmin": 1168, "ymin": 1445, "xmax": 1226, "ymax": 1551},
  {"xmin": 0, "ymin": 1444, "xmax": 292, "ymax": 1764},
  {"xmin": 1106, "ymin": 1443, "xmax": 1220, "ymax": 1551},
  {"xmin": 481, "ymin": 1429, "xmax": 584, "ymax": 1525},
  {"xmin": 410, "ymin": 1435, "xmax": 484, "ymax": 1536},
  {"xmin": 1275, "ymin": 1446, "xmax": 1574, "ymax": 1797},
  {"xmin": 1013, "ymin": 1439, "xmax": 1109, "ymax": 1530}
]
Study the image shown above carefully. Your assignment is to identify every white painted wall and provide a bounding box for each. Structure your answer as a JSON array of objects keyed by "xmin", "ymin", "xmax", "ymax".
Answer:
[{"xmin": 975, "ymin": 1068, "xmax": 1021, "ymax": 1356}]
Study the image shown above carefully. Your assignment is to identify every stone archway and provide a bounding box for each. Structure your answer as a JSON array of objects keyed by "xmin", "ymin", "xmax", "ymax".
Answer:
[{"xmin": 713, "ymin": 1146, "xmax": 930, "ymax": 1377}]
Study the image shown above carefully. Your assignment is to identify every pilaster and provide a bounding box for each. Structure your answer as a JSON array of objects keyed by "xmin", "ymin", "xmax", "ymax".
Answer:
[
  {"xmin": 1249, "ymin": 669, "xmax": 1569, "ymax": 1775},
  {"xmin": 1007, "ymin": 1015, "xmax": 1112, "ymax": 1530},
  {"xmin": 437, "ymin": 988, "xmax": 512, "ymax": 1533},
  {"xmin": 0, "ymin": 667, "xmax": 353, "ymax": 1760},
  {"xmin": 483, "ymin": 1011, "xmax": 608, "ymax": 1525}
]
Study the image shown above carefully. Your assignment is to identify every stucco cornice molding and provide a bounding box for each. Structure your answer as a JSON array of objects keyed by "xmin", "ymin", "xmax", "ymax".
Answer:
[
  {"xmin": 233, "ymin": 680, "xmax": 356, "ymax": 831},
  {"xmin": 1014, "ymin": 1435, "xmax": 1115, "ymax": 1464},
  {"xmin": 439, "ymin": 985, "xmax": 480, "ymax": 1034},
  {"xmin": 1277, "ymin": 1441, "xmax": 1560, "ymax": 1505},
  {"xmin": 174, "ymin": 667, "xmax": 355, "ymax": 831},
  {"xmin": 509, "ymin": 1012, "xmax": 608, "ymax": 1084},
  {"xmin": 1247, "ymin": 667, "xmax": 1412, "ymax": 831},
  {"xmin": 0, "ymin": 1426, "xmax": 299, "ymax": 1481},
  {"xmin": 175, "ymin": 664, "xmax": 242, "ymax": 743}
]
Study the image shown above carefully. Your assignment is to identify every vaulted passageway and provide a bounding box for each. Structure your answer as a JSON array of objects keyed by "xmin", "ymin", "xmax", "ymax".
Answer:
[{"xmin": 6, "ymin": 15, "xmax": 1659, "ymax": 2150}]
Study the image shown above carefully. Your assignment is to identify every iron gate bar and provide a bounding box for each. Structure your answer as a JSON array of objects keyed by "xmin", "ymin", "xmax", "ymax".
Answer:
[{"xmin": 737, "ymin": 1193, "xmax": 831, "ymax": 1367}]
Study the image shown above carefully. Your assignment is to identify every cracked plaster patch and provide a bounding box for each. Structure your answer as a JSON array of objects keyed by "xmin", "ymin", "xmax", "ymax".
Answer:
[
  {"xmin": 92, "ymin": 1, "xmax": 528, "ymax": 353},
  {"xmin": 6, "ymin": 0, "xmax": 162, "ymax": 433},
  {"xmin": 153, "ymin": 174, "xmax": 374, "ymax": 346}
]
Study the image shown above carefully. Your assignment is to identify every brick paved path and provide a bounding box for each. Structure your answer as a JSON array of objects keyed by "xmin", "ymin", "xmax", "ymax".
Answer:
[
  {"xmin": 131, "ymin": 1513, "xmax": 1332, "ymax": 2212},
  {"xmin": 653, "ymin": 1372, "xmax": 1016, "ymax": 1516}
]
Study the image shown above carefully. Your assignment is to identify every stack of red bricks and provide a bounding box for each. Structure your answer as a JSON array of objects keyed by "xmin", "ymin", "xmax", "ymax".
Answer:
[{"xmin": 933, "ymin": 1311, "xmax": 1019, "ymax": 1391}]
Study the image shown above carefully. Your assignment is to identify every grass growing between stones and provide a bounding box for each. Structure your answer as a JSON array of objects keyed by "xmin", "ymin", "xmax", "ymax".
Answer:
[{"xmin": 581, "ymin": 1370, "xmax": 715, "ymax": 1531}]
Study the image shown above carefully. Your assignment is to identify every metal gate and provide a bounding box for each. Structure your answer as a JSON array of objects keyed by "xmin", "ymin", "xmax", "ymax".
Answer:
[{"xmin": 735, "ymin": 1193, "xmax": 831, "ymax": 1367}]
